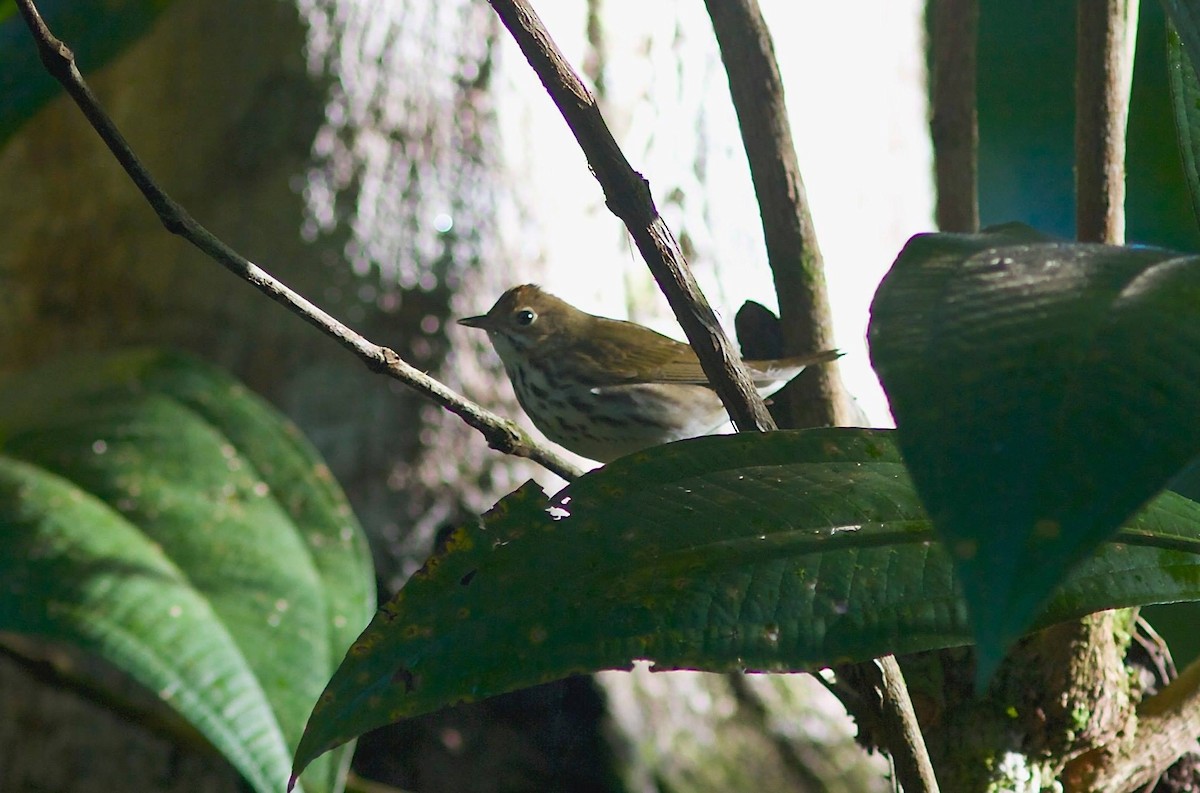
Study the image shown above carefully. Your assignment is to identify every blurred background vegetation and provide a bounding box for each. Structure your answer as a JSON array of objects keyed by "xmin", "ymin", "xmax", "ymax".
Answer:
[{"xmin": 978, "ymin": 0, "xmax": 1200, "ymax": 249}]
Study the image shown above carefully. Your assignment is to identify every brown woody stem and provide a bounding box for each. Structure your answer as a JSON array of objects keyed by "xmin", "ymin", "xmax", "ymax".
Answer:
[
  {"xmin": 705, "ymin": 2, "xmax": 935, "ymax": 788},
  {"xmin": 1075, "ymin": 0, "xmax": 1139, "ymax": 244},
  {"xmin": 931, "ymin": 0, "xmax": 980, "ymax": 233},
  {"xmin": 703, "ymin": 0, "xmax": 850, "ymax": 429}
]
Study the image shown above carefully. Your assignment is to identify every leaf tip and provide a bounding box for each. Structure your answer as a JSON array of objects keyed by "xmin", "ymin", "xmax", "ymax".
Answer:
[
  {"xmin": 971, "ymin": 610, "xmax": 1030, "ymax": 693},
  {"xmin": 972, "ymin": 643, "xmax": 1005, "ymax": 694}
]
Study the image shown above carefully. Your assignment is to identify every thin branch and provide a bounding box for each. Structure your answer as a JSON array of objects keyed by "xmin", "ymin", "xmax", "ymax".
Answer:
[
  {"xmin": 702, "ymin": 0, "xmax": 850, "ymax": 429},
  {"xmin": 832, "ymin": 656, "xmax": 942, "ymax": 793},
  {"xmin": 874, "ymin": 656, "xmax": 940, "ymax": 793},
  {"xmin": 485, "ymin": 0, "xmax": 776, "ymax": 435},
  {"xmin": 930, "ymin": 0, "xmax": 980, "ymax": 233},
  {"xmin": 13, "ymin": 0, "xmax": 583, "ymax": 483},
  {"xmin": 1075, "ymin": 0, "xmax": 1140, "ymax": 244}
]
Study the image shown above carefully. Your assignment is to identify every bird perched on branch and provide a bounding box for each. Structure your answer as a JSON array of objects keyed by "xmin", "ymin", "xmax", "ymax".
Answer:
[{"xmin": 460, "ymin": 284, "xmax": 840, "ymax": 463}]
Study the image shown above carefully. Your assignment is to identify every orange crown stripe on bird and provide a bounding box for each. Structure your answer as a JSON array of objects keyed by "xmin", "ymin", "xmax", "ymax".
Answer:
[{"xmin": 460, "ymin": 284, "xmax": 840, "ymax": 463}]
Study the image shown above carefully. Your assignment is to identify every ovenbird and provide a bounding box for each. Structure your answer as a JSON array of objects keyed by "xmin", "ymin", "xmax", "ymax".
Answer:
[{"xmin": 459, "ymin": 284, "xmax": 840, "ymax": 463}]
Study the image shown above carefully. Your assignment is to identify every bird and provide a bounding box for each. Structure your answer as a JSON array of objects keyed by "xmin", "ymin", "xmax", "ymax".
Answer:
[{"xmin": 459, "ymin": 284, "xmax": 840, "ymax": 463}]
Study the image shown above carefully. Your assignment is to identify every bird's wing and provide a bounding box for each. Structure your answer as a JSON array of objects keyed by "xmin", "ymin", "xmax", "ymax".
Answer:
[
  {"xmin": 574, "ymin": 317, "xmax": 841, "ymax": 386},
  {"xmin": 643, "ymin": 350, "xmax": 717, "ymax": 384},
  {"xmin": 570, "ymin": 318, "xmax": 702, "ymax": 384},
  {"xmin": 648, "ymin": 348, "xmax": 844, "ymax": 386}
]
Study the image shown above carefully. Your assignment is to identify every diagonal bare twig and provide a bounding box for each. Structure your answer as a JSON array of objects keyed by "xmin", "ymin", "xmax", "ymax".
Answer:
[
  {"xmin": 13, "ymin": 0, "xmax": 583, "ymax": 483},
  {"xmin": 873, "ymin": 655, "xmax": 940, "ymax": 793},
  {"xmin": 485, "ymin": 0, "xmax": 777, "ymax": 435}
]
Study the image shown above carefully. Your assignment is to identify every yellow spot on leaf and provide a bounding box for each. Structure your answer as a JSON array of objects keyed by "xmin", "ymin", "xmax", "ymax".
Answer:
[
  {"xmin": 1034, "ymin": 518, "xmax": 1060, "ymax": 539},
  {"xmin": 954, "ymin": 540, "xmax": 978, "ymax": 560}
]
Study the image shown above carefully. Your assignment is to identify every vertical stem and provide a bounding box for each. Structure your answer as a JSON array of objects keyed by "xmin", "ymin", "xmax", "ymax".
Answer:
[
  {"xmin": 1075, "ymin": 0, "xmax": 1140, "ymax": 244},
  {"xmin": 931, "ymin": 0, "xmax": 980, "ymax": 233},
  {"xmin": 707, "ymin": 2, "xmax": 938, "ymax": 790},
  {"xmin": 703, "ymin": 0, "xmax": 852, "ymax": 429},
  {"xmin": 876, "ymin": 655, "xmax": 942, "ymax": 793}
]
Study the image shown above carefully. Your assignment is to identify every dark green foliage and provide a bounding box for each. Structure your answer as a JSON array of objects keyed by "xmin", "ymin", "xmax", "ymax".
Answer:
[
  {"xmin": 870, "ymin": 225, "xmax": 1200, "ymax": 679},
  {"xmin": 0, "ymin": 349, "xmax": 374, "ymax": 793},
  {"xmin": 292, "ymin": 427, "xmax": 1200, "ymax": 775}
]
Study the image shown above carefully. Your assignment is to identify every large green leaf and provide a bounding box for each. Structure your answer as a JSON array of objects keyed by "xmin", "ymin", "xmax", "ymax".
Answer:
[
  {"xmin": 868, "ymin": 226, "xmax": 1200, "ymax": 680},
  {"xmin": 291, "ymin": 428, "xmax": 1200, "ymax": 777},
  {"xmin": 1164, "ymin": 0, "xmax": 1200, "ymax": 92},
  {"xmin": 0, "ymin": 0, "xmax": 174, "ymax": 146},
  {"xmin": 0, "ymin": 349, "xmax": 374, "ymax": 793},
  {"xmin": 1168, "ymin": 22, "xmax": 1200, "ymax": 234}
]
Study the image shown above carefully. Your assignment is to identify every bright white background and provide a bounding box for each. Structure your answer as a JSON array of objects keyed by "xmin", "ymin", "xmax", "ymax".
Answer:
[{"xmin": 492, "ymin": 0, "xmax": 932, "ymax": 427}]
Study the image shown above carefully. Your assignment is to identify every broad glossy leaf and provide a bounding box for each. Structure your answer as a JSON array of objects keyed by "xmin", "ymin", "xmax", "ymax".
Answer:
[
  {"xmin": 0, "ymin": 349, "xmax": 374, "ymax": 793},
  {"xmin": 292, "ymin": 428, "xmax": 1200, "ymax": 776},
  {"xmin": 869, "ymin": 227, "xmax": 1200, "ymax": 679},
  {"xmin": 1168, "ymin": 23, "xmax": 1200, "ymax": 233},
  {"xmin": 0, "ymin": 0, "xmax": 174, "ymax": 145},
  {"xmin": 1164, "ymin": 0, "xmax": 1200, "ymax": 96}
]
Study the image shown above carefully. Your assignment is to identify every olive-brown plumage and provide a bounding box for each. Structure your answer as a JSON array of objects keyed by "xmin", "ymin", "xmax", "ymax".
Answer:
[{"xmin": 459, "ymin": 284, "xmax": 839, "ymax": 463}]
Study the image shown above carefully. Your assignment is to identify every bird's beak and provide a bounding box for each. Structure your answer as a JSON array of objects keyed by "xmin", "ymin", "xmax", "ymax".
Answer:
[{"xmin": 458, "ymin": 315, "xmax": 489, "ymax": 329}]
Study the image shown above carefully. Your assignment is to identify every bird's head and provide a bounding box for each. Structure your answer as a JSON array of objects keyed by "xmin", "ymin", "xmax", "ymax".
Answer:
[{"xmin": 458, "ymin": 284, "xmax": 587, "ymax": 360}]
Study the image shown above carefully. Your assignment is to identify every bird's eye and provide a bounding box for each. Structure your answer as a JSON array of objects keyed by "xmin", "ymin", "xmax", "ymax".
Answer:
[{"xmin": 515, "ymin": 308, "xmax": 537, "ymax": 326}]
